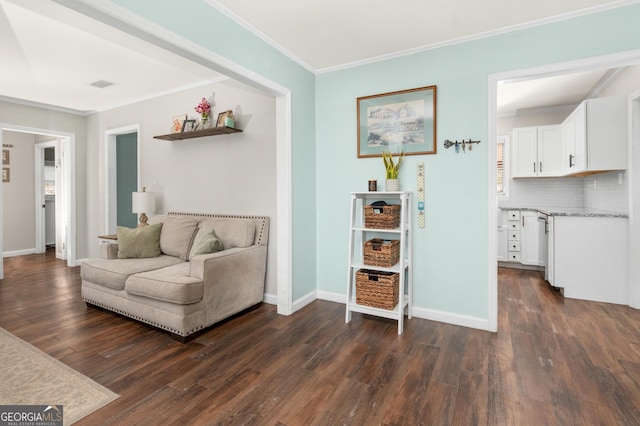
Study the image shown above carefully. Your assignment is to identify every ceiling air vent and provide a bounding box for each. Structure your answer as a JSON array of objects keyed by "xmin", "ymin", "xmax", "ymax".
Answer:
[{"xmin": 89, "ymin": 80, "xmax": 114, "ymax": 89}]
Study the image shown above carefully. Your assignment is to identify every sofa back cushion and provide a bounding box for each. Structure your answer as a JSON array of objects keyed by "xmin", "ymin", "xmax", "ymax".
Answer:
[
  {"xmin": 197, "ymin": 219, "xmax": 255, "ymax": 249},
  {"xmin": 149, "ymin": 216, "xmax": 199, "ymax": 260}
]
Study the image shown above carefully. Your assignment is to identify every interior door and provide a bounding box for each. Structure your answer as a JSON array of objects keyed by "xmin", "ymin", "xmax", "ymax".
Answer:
[{"xmin": 116, "ymin": 133, "xmax": 138, "ymax": 228}]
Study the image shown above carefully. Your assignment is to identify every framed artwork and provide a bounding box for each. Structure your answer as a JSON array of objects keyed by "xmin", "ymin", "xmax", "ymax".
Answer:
[
  {"xmin": 357, "ymin": 85, "xmax": 437, "ymax": 158},
  {"xmin": 2, "ymin": 149, "xmax": 8, "ymax": 165},
  {"xmin": 216, "ymin": 111, "xmax": 228, "ymax": 128},
  {"xmin": 171, "ymin": 114, "xmax": 187, "ymax": 133},
  {"xmin": 182, "ymin": 119, "xmax": 197, "ymax": 132},
  {"xmin": 2, "ymin": 168, "xmax": 9, "ymax": 183}
]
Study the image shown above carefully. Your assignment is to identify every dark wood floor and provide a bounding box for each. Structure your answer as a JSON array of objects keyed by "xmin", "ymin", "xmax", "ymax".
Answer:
[{"xmin": 1, "ymin": 252, "xmax": 640, "ymax": 425}]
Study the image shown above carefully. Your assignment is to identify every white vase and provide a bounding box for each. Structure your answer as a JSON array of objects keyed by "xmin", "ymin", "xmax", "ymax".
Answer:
[{"xmin": 385, "ymin": 179, "xmax": 400, "ymax": 191}]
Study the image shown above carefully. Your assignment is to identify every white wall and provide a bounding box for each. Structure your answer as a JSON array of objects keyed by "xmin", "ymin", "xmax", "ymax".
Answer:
[
  {"xmin": 92, "ymin": 79, "xmax": 278, "ymax": 295},
  {"xmin": 2, "ymin": 131, "xmax": 35, "ymax": 253}
]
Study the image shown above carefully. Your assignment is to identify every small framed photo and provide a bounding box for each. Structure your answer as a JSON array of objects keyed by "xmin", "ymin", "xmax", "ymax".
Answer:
[
  {"xmin": 2, "ymin": 149, "xmax": 8, "ymax": 165},
  {"xmin": 2, "ymin": 168, "xmax": 9, "ymax": 183},
  {"xmin": 182, "ymin": 119, "xmax": 197, "ymax": 132},
  {"xmin": 171, "ymin": 114, "xmax": 187, "ymax": 133},
  {"xmin": 216, "ymin": 112, "xmax": 227, "ymax": 128}
]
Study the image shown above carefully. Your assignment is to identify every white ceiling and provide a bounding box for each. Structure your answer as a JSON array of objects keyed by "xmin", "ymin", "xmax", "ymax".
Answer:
[{"xmin": 0, "ymin": 0, "xmax": 636, "ymax": 114}]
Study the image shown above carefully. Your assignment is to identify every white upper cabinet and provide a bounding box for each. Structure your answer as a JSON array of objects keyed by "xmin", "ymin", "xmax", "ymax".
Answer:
[
  {"xmin": 511, "ymin": 125, "xmax": 562, "ymax": 178},
  {"xmin": 561, "ymin": 96, "xmax": 627, "ymax": 176}
]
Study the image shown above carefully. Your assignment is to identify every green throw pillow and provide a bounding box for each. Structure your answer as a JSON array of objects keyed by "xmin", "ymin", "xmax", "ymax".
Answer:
[
  {"xmin": 190, "ymin": 229, "xmax": 223, "ymax": 257},
  {"xmin": 117, "ymin": 224, "xmax": 163, "ymax": 259}
]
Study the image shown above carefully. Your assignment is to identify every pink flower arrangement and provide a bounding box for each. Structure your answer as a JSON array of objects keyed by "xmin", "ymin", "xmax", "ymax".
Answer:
[{"xmin": 195, "ymin": 97, "xmax": 211, "ymax": 118}]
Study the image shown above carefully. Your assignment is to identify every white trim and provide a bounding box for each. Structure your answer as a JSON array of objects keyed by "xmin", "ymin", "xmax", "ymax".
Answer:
[
  {"xmin": 317, "ymin": 0, "xmax": 640, "ymax": 74},
  {"xmin": 628, "ymin": 90, "xmax": 640, "ymax": 309},
  {"xmin": 104, "ymin": 124, "xmax": 140, "ymax": 234},
  {"xmin": 488, "ymin": 74, "xmax": 499, "ymax": 332},
  {"xmin": 54, "ymin": 0, "xmax": 294, "ymax": 315},
  {"xmin": 34, "ymin": 140, "xmax": 57, "ymax": 254},
  {"xmin": 263, "ymin": 293, "xmax": 278, "ymax": 305},
  {"xmin": 291, "ymin": 290, "xmax": 318, "ymax": 314},
  {"xmin": 411, "ymin": 307, "xmax": 490, "ymax": 331},
  {"xmin": 317, "ymin": 291, "xmax": 490, "ymax": 330},
  {"xmin": 3, "ymin": 249, "xmax": 37, "ymax": 258},
  {"xmin": 202, "ymin": 0, "xmax": 316, "ymax": 74},
  {"xmin": 488, "ymin": 49, "xmax": 640, "ymax": 330},
  {"xmin": 0, "ymin": 95, "xmax": 90, "ymax": 116}
]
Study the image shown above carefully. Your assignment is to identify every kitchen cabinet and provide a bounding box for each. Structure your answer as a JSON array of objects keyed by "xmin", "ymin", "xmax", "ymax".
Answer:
[
  {"xmin": 505, "ymin": 210, "xmax": 521, "ymax": 262},
  {"xmin": 520, "ymin": 211, "xmax": 546, "ymax": 267},
  {"xmin": 548, "ymin": 216, "xmax": 628, "ymax": 304},
  {"xmin": 561, "ymin": 96, "xmax": 627, "ymax": 175},
  {"xmin": 511, "ymin": 125, "xmax": 562, "ymax": 178}
]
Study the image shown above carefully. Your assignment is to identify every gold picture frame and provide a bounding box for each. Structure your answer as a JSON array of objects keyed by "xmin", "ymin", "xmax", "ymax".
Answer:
[
  {"xmin": 2, "ymin": 168, "xmax": 9, "ymax": 183},
  {"xmin": 357, "ymin": 85, "xmax": 437, "ymax": 158},
  {"xmin": 2, "ymin": 149, "xmax": 9, "ymax": 165}
]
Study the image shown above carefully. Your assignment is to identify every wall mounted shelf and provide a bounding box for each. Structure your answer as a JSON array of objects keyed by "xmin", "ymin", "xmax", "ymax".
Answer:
[{"xmin": 153, "ymin": 126, "xmax": 242, "ymax": 141}]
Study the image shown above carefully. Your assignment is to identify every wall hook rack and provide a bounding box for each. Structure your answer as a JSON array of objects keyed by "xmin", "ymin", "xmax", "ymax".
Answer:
[{"xmin": 444, "ymin": 139, "xmax": 481, "ymax": 153}]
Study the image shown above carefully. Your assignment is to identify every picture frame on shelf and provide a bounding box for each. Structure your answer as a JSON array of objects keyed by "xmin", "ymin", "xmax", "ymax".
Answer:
[
  {"xmin": 357, "ymin": 85, "xmax": 437, "ymax": 158},
  {"xmin": 182, "ymin": 119, "xmax": 197, "ymax": 132},
  {"xmin": 2, "ymin": 149, "xmax": 8, "ymax": 165},
  {"xmin": 2, "ymin": 168, "xmax": 9, "ymax": 183},
  {"xmin": 171, "ymin": 114, "xmax": 187, "ymax": 133},
  {"xmin": 216, "ymin": 111, "xmax": 228, "ymax": 128}
]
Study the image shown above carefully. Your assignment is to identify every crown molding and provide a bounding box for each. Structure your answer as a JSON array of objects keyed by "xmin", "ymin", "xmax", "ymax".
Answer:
[{"xmin": 0, "ymin": 95, "xmax": 91, "ymax": 116}]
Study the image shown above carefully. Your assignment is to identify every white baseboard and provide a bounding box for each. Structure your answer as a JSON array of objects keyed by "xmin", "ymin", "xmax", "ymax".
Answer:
[
  {"xmin": 263, "ymin": 292, "xmax": 277, "ymax": 305},
  {"xmin": 291, "ymin": 290, "xmax": 317, "ymax": 313},
  {"xmin": 317, "ymin": 291, "xmax": 490, "ymax": 331},
  {"xmin": 3, "ymin": 249, "xmax": 36, "ymax": 258}
]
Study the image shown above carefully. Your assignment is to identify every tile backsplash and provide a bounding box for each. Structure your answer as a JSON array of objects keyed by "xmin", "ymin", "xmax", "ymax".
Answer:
[{"xmin": 498, "ymin": 171, "xmax": 628, "ymax": 213}]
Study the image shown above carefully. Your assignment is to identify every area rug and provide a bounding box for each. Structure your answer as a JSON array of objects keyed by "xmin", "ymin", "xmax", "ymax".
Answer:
[{"xmin": 0, "ymin": 327, "xmax": 119, "ymax": 425}]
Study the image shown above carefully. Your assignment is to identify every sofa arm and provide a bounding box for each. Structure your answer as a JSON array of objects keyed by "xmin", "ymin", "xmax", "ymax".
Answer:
[
  {"xmin": 190, "ymin": 245, "xmax": 267, "ymax": 325},
  {"xmin": 99, "ymin": 243, "xmax": 119, "ymax": 259}
]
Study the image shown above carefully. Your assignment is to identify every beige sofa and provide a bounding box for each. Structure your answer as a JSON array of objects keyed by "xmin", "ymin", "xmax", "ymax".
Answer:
[{"xmin": 81, "ymin": 212, "xmax": 269, "ymax": 341}]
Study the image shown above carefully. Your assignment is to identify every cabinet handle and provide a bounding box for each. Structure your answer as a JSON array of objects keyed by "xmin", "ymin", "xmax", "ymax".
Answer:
[
  {"xmin": 533, "ymin": 162, "xmax": 536, "ymax": 173},
  {"xmin": 522, "ymin": 216, "xmax": 524, "ymax": 227},
  {"xmin": 569, "ymin": 154, "xmax": 574, "ymax": 168},
  {"xmin": 539, "ymin": 162, "xmax": 542, "ymax": 173}
]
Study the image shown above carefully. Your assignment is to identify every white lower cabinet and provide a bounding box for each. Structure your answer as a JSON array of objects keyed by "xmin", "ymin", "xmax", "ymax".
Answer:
[
  {"xmin": 520, "ymin": 211, "xmax": 546, "ymax": 267},
  {"xmin": 549, "ymin": 216, "xmax": 629, "ymax": 304}
]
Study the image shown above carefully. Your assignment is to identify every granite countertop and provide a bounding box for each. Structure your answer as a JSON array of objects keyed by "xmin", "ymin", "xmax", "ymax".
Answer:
[{"xmin": 499, "ymin": 206, "xmax": 629, "ymax": 218}]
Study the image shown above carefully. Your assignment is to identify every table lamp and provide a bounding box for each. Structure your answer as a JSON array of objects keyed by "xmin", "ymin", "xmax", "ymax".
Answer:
[{"xmin": 132, "ymin": 187, "xmax": 155, "ymax": 227}]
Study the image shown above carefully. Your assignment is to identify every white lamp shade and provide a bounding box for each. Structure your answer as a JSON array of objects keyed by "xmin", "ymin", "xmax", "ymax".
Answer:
[{"xmin": 132, "ymin": 191, "xmax": 155, "ymax": 214}]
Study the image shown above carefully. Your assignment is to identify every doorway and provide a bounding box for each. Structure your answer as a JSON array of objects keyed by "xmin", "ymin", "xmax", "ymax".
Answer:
[
  {"xmin": 0, "ymin": 124, "xmax": 76, "ymax": 279},
  {"xmin": 105, "ymin": 125, "xmax": 140, "ymax": 234},
  {"xmin": 34, "ymin": 140, "xmax": 65, "ymax": 258},
  {"xmin": 488, "ymin": 50, "xmax": 640, "ymax": 331}
]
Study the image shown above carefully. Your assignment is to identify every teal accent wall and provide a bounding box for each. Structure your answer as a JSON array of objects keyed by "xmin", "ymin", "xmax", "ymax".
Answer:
[
  {"xmin": 112, "ymin": 0, "xmax": 317, "ymax": 300},
  {"xmin": 116, "ymin": 133, "xmax": 137, "ymax": 228},
  {"xmin": 316, "ymin": 4, "xmax": 640, "ymax": 319},
  {"xmin": 112, "ymin": 1, "xmax": 640, "ymax": 319}
]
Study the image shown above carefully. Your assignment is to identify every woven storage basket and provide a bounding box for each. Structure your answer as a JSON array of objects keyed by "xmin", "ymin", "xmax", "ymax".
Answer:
[
  {"xmin": 364, "ymin": 204, "xmax": 400, "ymax": 229},
  {"xmin": 363, "ymin": 239, "xmax": 400, "ymax": 267},
  {"xmin": 355, "ymin": 269, "xmax": 399, "ymax": 310}
]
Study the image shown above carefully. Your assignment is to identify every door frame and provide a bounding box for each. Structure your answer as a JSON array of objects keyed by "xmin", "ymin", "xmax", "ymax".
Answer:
[
  {"xmin": 34, "ymin": 140, "xmax": 59, "ymax": 254},
  {"xmin": 105, "ymin": 124, "xmax": 140, "ymax": 234},
  {"xmin": 628, "ymin": 89, "xmax": 640, "ymax": 309},
  {"xmin": 488, "ymin": 49, "xmax": 640, "ymax": 331}
]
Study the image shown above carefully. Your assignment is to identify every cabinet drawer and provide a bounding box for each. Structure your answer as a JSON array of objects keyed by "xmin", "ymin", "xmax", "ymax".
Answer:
[
  {"xmin": 508, "ymin": 241, "xmax": 521, "ymax": 251},
  {"xmin": 508, "ymin": 251, "xmax": 521, "ymax": 262},
  {"xmin": 507, "ymin": 210, "xmax": 521, "ymax": 221},
  {"xmin": 508, "ymin": 230, "xmax": 520, "ymax": 241},
  {"xmin": 508, "ymin": 221, "xmax": 521, "ymax": 231}
]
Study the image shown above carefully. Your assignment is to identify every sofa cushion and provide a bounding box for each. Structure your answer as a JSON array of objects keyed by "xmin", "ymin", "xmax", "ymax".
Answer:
[
  {"xmin": 149, "ymin": 216, "xmax": 199, "ymax": 260},
  {"xmin": 116, "ymin": 224, "xmax": 162, "ymax": 259},
  {"xmin": 81, "ymin": 255, "xmax": 184, "ymax": 290},
  {"xmin": 125, "ymin": 263, "xmax": 204, "ymax": 305},
  {"xmin": 197, "ymin": 219, "xmax": 255, "ymax": 249},
  {"xmin": 189, "ymin": 229, "xmax": 223, "ymax": 258}
]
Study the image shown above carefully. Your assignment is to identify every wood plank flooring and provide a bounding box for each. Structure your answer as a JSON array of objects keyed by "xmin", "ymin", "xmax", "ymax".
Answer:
[{"xmin": 1, "ymin": 252, "xmax": 640, "ymax": 424}]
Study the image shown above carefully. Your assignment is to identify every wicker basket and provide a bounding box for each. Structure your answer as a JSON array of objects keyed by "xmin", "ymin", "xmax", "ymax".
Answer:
[
  {"xmin": 363, "ymin": 239, "xmax": 400, "ymax": 267},
  {"xmin": 364, "ymin": 204, "xmax": 400, "ymax": 229},
  {"xmin": 355, "ymin": 269, "xmax": 399, "ymax": 310}
]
